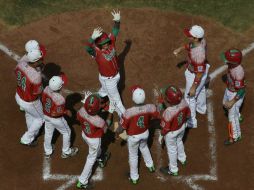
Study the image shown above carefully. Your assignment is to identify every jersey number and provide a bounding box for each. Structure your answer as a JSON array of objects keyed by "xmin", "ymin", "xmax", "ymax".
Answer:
[
  {"xmin": 45, "ymin": 98, "xmax": 52, "ymax": 113},
  {"xmin": 137, "ymin": 116, "xmax": 145, "ymax": 128},
  {"xmin": 17, "ymin": 71, "xmax": 26, "ymax": 91},
  {"xmin": 84, "ymin": 122, "xmax": 91, "ymax": 134},
  {"xmin": 177, "ymin": 112, "xmax": 184, "ymax": 127}
]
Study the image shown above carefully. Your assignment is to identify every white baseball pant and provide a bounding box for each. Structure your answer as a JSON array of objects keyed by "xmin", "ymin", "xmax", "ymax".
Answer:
[
  {"xmin": 44, "ymin": 115, "xmax": 72, "ymax": 155},
  {"xmin": 79, "ymin": 132, "xmax": 101, "ymax": 185},
  {"xmin": 184, "ymin": 64, "xmax": 210, "ymax": 128},
  {"xmin": 164, "ymin": 124, "xmax": 186, "ymax": 173},
  {"xmin": 128, "ymin": 130, "xmax": 154, "ymax": 181},
  {"xmin": 223, "ymin": 88, "xmax": 244, "ymax": 139},
  {"xmin": 98, "ymin": 73, "xmax": 125, "ymax": 117},
  {"xmin": 15, "ymin": 93, "xmax": 44, "ymax": 144}
]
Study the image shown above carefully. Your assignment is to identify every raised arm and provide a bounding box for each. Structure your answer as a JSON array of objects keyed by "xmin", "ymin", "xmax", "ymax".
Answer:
[
  {"xmin": 85, "ymin": 27, "xmax": 103, "ymax": 57},
  {"xmin": 111, "ymin": 10, "xmax": 121, "ymax": 37}
]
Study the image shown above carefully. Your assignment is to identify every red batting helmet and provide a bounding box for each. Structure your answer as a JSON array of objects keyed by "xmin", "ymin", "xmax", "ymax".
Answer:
[
  {"xmin": 84, "ymin": 94, "xmax": 101, "ymax": 115},
  {"xmin": 221, "ymin": 49, "xmax": 242, "ymax": 65},
  {"xmin": 95, "ymin": 32, "xmax": 111, "ymax": 46},
  {"xmin": 165, "ymin": 85, "xmax": 183, "ymax": 105}
]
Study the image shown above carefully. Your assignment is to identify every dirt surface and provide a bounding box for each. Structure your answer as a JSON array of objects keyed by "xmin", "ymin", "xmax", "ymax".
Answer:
[{"xmin": 0, "ymin": 8, "xmax": 253, "ymax": 190}]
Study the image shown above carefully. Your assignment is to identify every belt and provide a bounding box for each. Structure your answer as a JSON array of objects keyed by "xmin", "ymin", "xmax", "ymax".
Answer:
[{"xmin": 101, "ymin": 72, "xmax": 118, "ymax": 79}]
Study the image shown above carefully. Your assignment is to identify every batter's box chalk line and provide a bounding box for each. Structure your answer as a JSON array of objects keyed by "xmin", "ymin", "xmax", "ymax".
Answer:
[{"xmin": 1, "ymin": 40, "xmax": 254, "ymax": 190}]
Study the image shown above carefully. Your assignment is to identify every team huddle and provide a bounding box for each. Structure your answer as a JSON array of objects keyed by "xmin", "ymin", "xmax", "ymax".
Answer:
[{"xmin": 14, "ymin": 10, "xmax": 246, "ymax": 189}]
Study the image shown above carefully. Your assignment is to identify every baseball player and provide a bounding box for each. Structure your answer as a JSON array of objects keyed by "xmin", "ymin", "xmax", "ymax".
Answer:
[
  {"xmin": 85, "ymin": 10, "xmax": 125, "ymax": 119},
  {"xmin": 42, "ymin": 76, "xmax": 78, "ymax": 158},
  {"xmin": 76, "ymin": 94, "xmax": 110, "ymax": 189},
  {"xmin": 15, "ymin": 49, "xmax": 44, "ymax": 146},
  {"xmin": 158, "ymin": 85, "xmax": 191, "ymax": 176},
  {"xmin": 116, "ymin": 86, "xmax": 160, "ymax": 184},
  {"xmin": 221, "ymin": 49, "xmax": 245, "ymax": 145},
  {"xmin": 173, "ymin": 25, "xmax": 210, "ymax": 128}
]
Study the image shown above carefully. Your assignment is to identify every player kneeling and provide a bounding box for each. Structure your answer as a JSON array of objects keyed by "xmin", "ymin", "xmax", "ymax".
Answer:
[
  {"xmin": 76, "ymin": 94, "xmax": 110, "ymax": 189},
  {"xmin": 116, "ymin": 86, "xmax": 160, "ymax": 185},
  {"xmin": 158, "ymin": 85, "xmax": 190, "ymax": 176},
  {"xmin": 42, "ymin": 76, "xmax": 78, "ymax": 159}
]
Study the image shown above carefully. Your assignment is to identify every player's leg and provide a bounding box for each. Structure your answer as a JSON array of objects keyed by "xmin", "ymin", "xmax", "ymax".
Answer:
[
  {"xmin": 54, "ymin": 117, "xmax": 72, "ymax": 155},
  {"xmin": 235, "ymin": 97, "xmax": 244, "ymax": 139},
  {"xmin": 128, "ymin": 135, "xmax": 140, "ymax": 183},
  {"xmin": 44, "ymin": 118, "xmax": 55, "ymax": 157},
  {"xmin": 100, "ymin": 74, "xmax": 125, "ymax": 117},
  {"xmin": 20, "ymin": 100, "xmax": 44, "ymax": 144},
  {"xmin": 78, "ymin": 132, "xmax": 101, "ymax": 186},
  {"xmin": 165, "ymin": 132, "xmax": 178, "ymax": 175},
  {"xmin": 138, "ymin": 130, "xmax": 154, "ymax": 172},
  {"xmin": 176, "ymin": 125, "xmax": 187, "ymax": 165},
  {"xmin": 184, "ymin": 69, "xmax": 197, "ymax": 128},
  {"xmin": 196, "ymin": 64, "xmax": 209, "ymax": 114}
]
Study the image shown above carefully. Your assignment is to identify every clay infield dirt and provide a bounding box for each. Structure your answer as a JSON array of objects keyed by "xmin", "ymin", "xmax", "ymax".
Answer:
[{"xmin": 0, "ymin": 8, "xmax": 253, "ymax": 190}]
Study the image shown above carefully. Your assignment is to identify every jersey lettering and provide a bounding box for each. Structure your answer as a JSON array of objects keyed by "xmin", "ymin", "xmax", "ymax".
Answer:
[
  {"xmin": 137, "ymin": 116, "xmax": 145, "ymax": 128},
  {"xmin": 17, "ymin": 71, "xmax": 27, "ymax": 91},
  {"xmin": 84, "ymin": 122, "xmax": 91, "ymax": 134},
  {"xmin": 177, "ymin": 112, "xmax": 183, "ymax": 126},
  {"xmin": 45, "ymin": 98, "xmax": 52, "ymax": 113}
]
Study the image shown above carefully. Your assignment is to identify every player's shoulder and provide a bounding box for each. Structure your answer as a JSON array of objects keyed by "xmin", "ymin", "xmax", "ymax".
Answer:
[
  {"xmin": 230, "ymin": 65, "xmax": 245, "ymax": 80},
  {"xmin": 124, "ymin": 104, "xmax": 156, "ymax": 119},
  {"xmin": 51, "ymin": 92, "xmax": 65, "ymax": 105},
  {"xmin": 18, "ymin": 61, "xmax": 42, "ymax": 84}
]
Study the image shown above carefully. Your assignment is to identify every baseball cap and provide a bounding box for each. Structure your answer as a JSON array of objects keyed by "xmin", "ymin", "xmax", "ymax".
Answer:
[
  {"xmin": 27, "ymin": 49, "xmax": 42, "ymax": 63},
  {"xmin": 184, "ymin": 25, "xmax": 204, "ymax": 39}
]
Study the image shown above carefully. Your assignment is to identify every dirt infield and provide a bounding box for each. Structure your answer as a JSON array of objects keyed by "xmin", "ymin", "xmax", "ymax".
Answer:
[{"xmin": 0, "ymin": 8, "xmax": 253, "ymax": 190}]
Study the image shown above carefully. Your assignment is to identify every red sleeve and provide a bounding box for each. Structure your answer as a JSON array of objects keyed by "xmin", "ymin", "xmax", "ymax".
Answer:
[
  {"xmin": 120, "ymin": 116, "xmax": 129, "ymax": 130},
  {"xmin": 32, "ymin": 82, "xmax": 43, "ymax": 95},
  {"xmin": 160, "ymin": 118, "xmax": 172, "ymax": 136},
  {"xmin": 109, "ymin": 33, "xmax": 116, "ymax": 46}
]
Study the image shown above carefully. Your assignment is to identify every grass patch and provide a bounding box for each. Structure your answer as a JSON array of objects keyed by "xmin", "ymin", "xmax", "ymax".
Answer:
[{"xmin": 0, "ymin": 0, "xmax": 254, "ymax": 31}]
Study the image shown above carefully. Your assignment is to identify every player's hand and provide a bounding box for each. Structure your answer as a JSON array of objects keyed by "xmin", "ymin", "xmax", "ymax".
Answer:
[
  {"xmin": 188, "ymin": 85, "xmax": 196, "ymax": 97},
  {"xmin": 64, "ymin": 110, "xmax": 72, "ymax": 117},
  {"xmin": 91, "ymin": 27, "xmax": 103, "ymax": 40},
  {"xmin": 173, "ymin": 49, "xmax": 180, "ymax": 56},
  {"xmin": 224, "ymin": 99, "xmax": 235, "ymax": 109},
  {"xmin": 158, "ymin": 133, "xmax": 164, "ymax": 145},
  {"xmin": 111, "ymin": 9, "xmax": 120, "ymax": 22},
  {"xmin": 81, "ymin": 91, "xmax": 92, "ymax": 103}
]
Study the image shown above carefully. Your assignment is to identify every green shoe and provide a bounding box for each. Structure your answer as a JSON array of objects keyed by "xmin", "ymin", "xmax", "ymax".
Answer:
[
  {"xmin": 148, "ymin": 165, "xmax": 155, "ymax": 173},
  {"xmin": 235, "ymin": 136, "xmax": 242, "ymax": 142},
  {"xmin": 224, "ymin": 138, "xmax": 234, "ymax": 145},
  {"xmin": 97, "ymin": 152, "xmax": 111, "ymax": 168},
  {"xmin": 160, "ymin": 167, "xmax": 178, "ymax": 176},
  {"xmin": 76, "ymin": 181, "xmax": 92, "ymax": 189},
  {"xmin": 129, "ymin": 177, "xmax": 139, "ymax": 185},
  {"xmin": 180, "ymin": 160, "xmax": 187, "ymax": 166}
]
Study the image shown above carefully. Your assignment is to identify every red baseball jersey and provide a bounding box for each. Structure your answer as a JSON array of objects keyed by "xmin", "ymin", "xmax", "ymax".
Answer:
[
  {"xmin": 120, "ymin": 104, "xmax": 160, "ymax": 136},
  {"xmin": 42, "ymin": 86, "xmax": 65, "ymax": 117},
  {"xmin": 185, "ymin": 39, "xmax": 207, "ymax": 74},
  {"xmin": 77, "ymin": 107, "xmax": 106, "ymax": 138},
  {"xmin": 160, "ymin": 99, "xmax": 190, "ymax": 136},
  {"xmin": 227, "ymin": 65, "xmax": 245, "ymax": 92},
  {"xmin": 15, "ymin": 61, "xmax": 43, "ymax": 102},
  {"xmin": 87, "ymin": 34, "xmax": 119, "ymax": 77}
]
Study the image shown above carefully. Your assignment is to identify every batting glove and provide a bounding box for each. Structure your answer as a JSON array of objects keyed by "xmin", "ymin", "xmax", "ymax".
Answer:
[
  {"xmin": 158, "ymin": 133, "xmax": 164, "ymax": 145},
  {"xmin": 91, "ymin": 27, "xmax": 103, "ymax": 40},
  {"xmin": 111, "ymin": 10, "xmax": 120, "ymax": 22},
  {"xmin": 81, "ymin": 91, "xmax": 92, "ymax": 103}
]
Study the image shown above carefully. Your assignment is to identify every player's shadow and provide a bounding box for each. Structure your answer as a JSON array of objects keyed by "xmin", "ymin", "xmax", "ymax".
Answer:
[
  {"xmin": 176, "ymin": 60, "xmax": 187, "ymax": 69},
  {"xmin": 118, "ymin": 39, "xmax": 132, "ymax": 98}
]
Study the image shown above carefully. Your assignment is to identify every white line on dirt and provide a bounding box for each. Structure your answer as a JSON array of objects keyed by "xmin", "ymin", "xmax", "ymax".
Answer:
[{"xmin": 0, "ymin": 42, "xmax": 104, "ymax": 190}]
